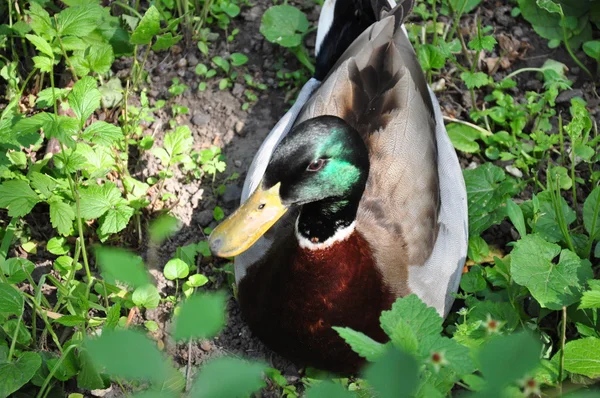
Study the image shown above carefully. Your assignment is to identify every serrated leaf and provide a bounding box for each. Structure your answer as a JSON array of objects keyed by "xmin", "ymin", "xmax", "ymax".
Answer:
[
  {"xmin": 461, "ymin": 71, "xmax": 490, "ymax": 89},
  {"xmin": 105, "ymin": 303, "xmax": 121, "ymax": 330},
  {"xmin": 25, "ymin": 34, "xmax": 53, "ymax": 57},
  {"xmin": 468, "ymin": 35, "xmax": 497, "ymax": 52},
  {"xmin": 164, "ymin": 126, "xmax": 193, "ymax": 162},
  {"xmin": 380, "ymin": 295, "xmax": 442, "ymax": 341},
  {"xmin": 0, "ymin": 352, "xmax": 42, "ymax": 398},
  {"xmin": 260, "ymin": 5, "xmax": 309, "ymax": 48},
  {"xmin": 53, "ymin": 315, "xmax": 87, "ymax": 326},
  {"xmin": 579, "ymin": 289, "xmax": 600, "ymax": 309},
  {"xmin": 152, "ymin": 33, "xmax": 182, "ymax": 51},
  {"xmin": 77, "ymin": 349, "xmax": 106, "ymax": 390},
  {"xmin": 98, "ymin": 203, "xmax": 134, "ymax": 239},
  {"xmin": 190, "ymin": 357, "xmax": 266, "ymax": 398},
  {"xmin": 85, "ymin": 329, "xmax": 169, "ymax": 382},
  {"xmin": 419, "ymin": 335, "xmax": 475, "ymax": 375},
  {"xmin": 32, "ymin": 55, "xmax": 55, "ymax": 73},
  {"xmin": 57, "ymin": 5, "xmax": 103, "ymax": 37},
  {"xmin": 529, "ymin": 191, "xmax": 576, "ymax": 243},
  {"xmin": 36, "ymin": 88, "xmax": 69, "ymax": 109},
  {"xmin": 163, "ymin": 258, "xmax": 189, "ymax": 280},
  {"xmin": 417, "ymin": 44, "xmax": 447, "ymax": 70},
  {"xmin": 564, "ymin": 337, "xmax": 600, "ymax": 378},
  {"xmin": 0, "ymin": 180, "xmax": 40, "ymax": 217},
  {"xmin": 29, "ymin": 172, "xmax": 57, "ymax": 198},
  {"xmin": 50, "ymin": 199, "xmax": 75, "ymax": 236},
  {"xmin": 460, "ymin": 265, "xmax": 487, "ymax": 293},
  {"xmin": 130, "ymin": 6, "xmax": 160, "ymax": 45},
  {"xmin": 333, "ymin": 327, "xmax": 386, "ymax": 361},
  {"xmin": 511, "ymin": 234, "xmax": 593, "ymax": 310},
  {"xmin": 88, "ymin": 42, "xmax": 115, "ymax": 74},
  {"xmin": 79, "ymin": 182, "xmax": 122, "ymax": 219},
  {"xmin": 68, "ymin": 76, "xmax": 101, "ymax": 127},
  {"xmin": 173, "ymin": 293, "xmax": 226, "ymax": 341},
  {"xmin": 132, "ymin": 284, "xmax": 160, "ymax": 309}
]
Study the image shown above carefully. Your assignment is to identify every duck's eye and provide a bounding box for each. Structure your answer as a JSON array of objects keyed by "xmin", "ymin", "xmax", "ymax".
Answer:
[
  {"xmin": 307, "ymin": 159, "xmax": 326, "ymax": 172},
  {"xmin": 258, "ymin": 203, "xmax": 265, "ymax": 210}
]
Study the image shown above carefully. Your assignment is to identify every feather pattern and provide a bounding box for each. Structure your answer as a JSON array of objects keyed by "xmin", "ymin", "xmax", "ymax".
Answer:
[{"xmin": 234, "ymin": 0, "xmax": 467, "ymax": 316}]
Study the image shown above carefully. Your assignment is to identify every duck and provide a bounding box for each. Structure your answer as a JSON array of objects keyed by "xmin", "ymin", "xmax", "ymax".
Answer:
[{"xmin": 208, "ymin": 0, "xmax": 468, "ymax": 374}]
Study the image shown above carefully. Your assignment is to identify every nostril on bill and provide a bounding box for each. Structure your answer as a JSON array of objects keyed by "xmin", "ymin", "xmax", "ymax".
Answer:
[{"xmin": 209, "ymin": 237, "xmax": 223, "ymax": 256}]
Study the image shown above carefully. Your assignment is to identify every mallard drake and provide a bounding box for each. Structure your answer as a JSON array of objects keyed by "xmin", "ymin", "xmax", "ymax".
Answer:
[{"xmin": 209, "ymin": 0, "xmax": 468, "ymax": 373}]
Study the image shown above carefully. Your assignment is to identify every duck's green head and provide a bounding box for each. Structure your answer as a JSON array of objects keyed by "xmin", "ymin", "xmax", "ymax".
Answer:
[{"xmin": 209, "ymin": 116, "xmax": 369, "ymax": 257}]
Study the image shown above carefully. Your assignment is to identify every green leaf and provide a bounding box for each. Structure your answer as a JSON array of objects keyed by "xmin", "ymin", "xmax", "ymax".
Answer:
[
  {"xmin": 260, "ymin": 5, "xmax": 309, "ymax": 48},
  {"xmin": 132, "ymin": 284, "xmax": 160, "ymax": 309},
  {"xmin": 461, "ymin": 71, "xmax": 490, "ymax": 89},
  {"xmin": 98, "ymin": 203, "xmax": 134, "ymax": 239},
  {"xmin": 27, "ymin": 2, "xmax": 56, "ymax": 38},
  {"xmin": 528, "ymin": 191, "xmax": 576, "ymax": 243},
  {"xmin": 25, "ymin": 34, "xmax": 53, "ymax": 57},
  {"xmin": 511, "ymin": 234, "xmax": 593, "ymax": 310},
  {"xmin": 105, "ymin": 303, "xmax": 121, "ymax": 330},
  {"xmin": 363, "ymin": 347, "xmax": 419, "ymax": 398},
  {"xmin": 506, "ymin": 199, "xmax": 527, "ymax": 237},
  {"xmin": 47, "ymin": 236, "xmax": 70, "ymax": 255},
  {"xmin": 469, "ymin": 35, "xmax": 497, "ymax": 52},
  {"xmin": 0, "ymin": 180, "xmax": 40, "ymax": 217},
  {"xmin": 32, "ymin": 55, "xmax": 55, "ymax": 73},
  {"xmin": 333, "ymin": 327, "xmax": 386, "ymax": 361},
  {"xmin": 583, "ymin": 186, "xmax": 600, "ymax": 240},
  {"xmin": 380, "ymin": 295, "xmax": 442, "ymax": 341},
  {"xmin": 152, "ymin": 33, "xmax": 182, "ymax": 52},
  {"xmin": 467, "ymin": 236, "xmax": 489, "ymax": 263},
  {"xmin": 305, "ymin": 382, "xmax": 354, "ymax": 398},
  {"xmin": 213, "ymin": 206, "xmax": 224, "ymax": 221},
  {"xmin": 45, "ymin": 115, "xmax": 79, "ymax": 148},
  {"xmin": 68, "ymin": 76, "xmax": 101, "ymax": 127},
  {"xmin": 54, "ymin": 315, "xmax": 86, "ymax": 326},
  {"xmin": 163, "ymin": 258, "xmax": 189, "ymax": 280},
  {"xmin": 187, "ymin": 274, "xmax": 209, "ymax": 287},
  {"xmin": 79, "ymin": 182, "xmax": 122, "ymax": 220},
  {"xmin": 1, "ymin": 258, "xmax": 34, "ymax": 284},
  {"xmin": 420, "ymin": 335, "xmax": 475, "ymax": 376},
  {"xmin": 29, "ymin": 172, "xmax": 57, "ymax": 198},
  {"xmin": 173, "ymin": 292, "xmax": 226, "ymax": 341},
  {"xmin": 230, "ymin": 53, "xmax": 248, "ymax": 66},
  {"xmin": 57, "ymin": 5, "xmax": 103, "ymax": 37},
  {"xmin": 130, "ymin": 6, "xmax": 160, "ymax": 45},
  {"xmin": 564, "ymin": 337, "xmax": 600, "ymax": 378},
  {"xmin": 447, "ymin": 123, "xmax": 481, "ymax": 153},
  {"xmin": 149, "ymin": 215, "xmax": 179, "ymax": 244},
  {"xmin": 417, "ymin": 44, "xmax": 447, "ymax": 70},
  {"xmin": 580, "ymin": 288, "xmax": 600, "ymax": 309},
  {"xmin": 190, "ymin": 357, "xmax": 266, "ymax": 398},
  {"xmin": 36, "ymin": 87, "xmax": 69, "ymax": 109},
  {"xmin": 77, "ymin": 349, "xmax": 106, "ymax": 390},
  {"xmin": 85, "ymin": 329, "xmax": 169, "ymax": 382},
  {"xmin": 536, "ymin": 0, "xmax": 563, "ymax": 15},
  {"xmin": 0, "ymin": 352, "xmax": 42, "ymax": 398},
  {"xmin": 49, "ymin": 199, "xmax": 75, "ymax": 236},
  {"xmin": 583, "ymin": 40, "xmax": 600, "ymax": 60},
  {"xmin": 478, "ymin": 332, "xmax": 541, "ymax": 393},
  {"xmin": 212, "ymin": 56, "xmax": 230, "ymax": 73},
  {"xmin": 95, "ymin": 247, "xmax": 150, "ymax": 288},
  {"xmin": 161, "ymin": 126, "xmax": 193, "ymax": 165},
  {"xmin": 460, "ymin": 265, "xmax": 487, "ymax": 293},
  {"xmin": 88, "ymin": 42, "xmax": 115, "ymax": 74}
]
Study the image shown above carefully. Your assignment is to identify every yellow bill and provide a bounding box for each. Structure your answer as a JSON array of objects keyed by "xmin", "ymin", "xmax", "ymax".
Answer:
[{"xmin": 209, "ymin": 182, "xmax": 288, "ymax": 257}]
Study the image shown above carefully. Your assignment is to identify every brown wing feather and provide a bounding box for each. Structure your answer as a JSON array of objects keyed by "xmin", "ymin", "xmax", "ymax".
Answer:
[{"xmin": 295, "ymin": 13, "xmax": 439, "ymax": 297}]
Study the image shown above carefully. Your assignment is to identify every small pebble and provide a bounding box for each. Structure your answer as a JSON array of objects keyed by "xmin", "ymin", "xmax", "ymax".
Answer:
[
  {"xmin": 234, "ymin": 160, "xmax": 242, "ymax": 167},
  {"xmin": 235, "ymin": 120, "xmax": 245, "ymax": 135},
  {"xmin": 505, "ymin": 165, "xmax": 523, "ymax": 178},
  {"xmin": 192, "ymin": 112, "xmax": 210, "ymax": 126},
  {"xmin": 177, "ymin": 58, "xmax": 188, "ymax": 68}
]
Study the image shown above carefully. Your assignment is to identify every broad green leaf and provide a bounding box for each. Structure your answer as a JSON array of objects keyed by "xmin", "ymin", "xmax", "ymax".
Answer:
[
  {"xmin": 187, "ymin": 274, "xmax": 208, "ymax": 287},
  {"xmin": 76, "ymin": 144, "xmax": 114, "ymax": 179},
  {"xmin": 583, "ymin": 40, "xmax": 600, "ymax": 60},
  {"xmin": 3, "ymin": 318, "xmax": 32, "ymax": 345},
  {"xmin": 77, "ymin": 349, "xmax": 106, "ymax": 390},
  {"xmin": 213, "ymin": 206, "xmax": 224, "ymax": 221},
  {"xmin": 380, "ymin": 294, "xmax": 442, "ymax": 341},
  {"xmin": 564, "ymin": 337, "xmax": 600, "ymax": 378},
  {"xmin": 363, "ymin": 347, "xmax": 419, "ymax": 398},
  {"xmin": 190, "ymin": 357, "xmax": 266, "ymax": 398},
  {"xmin": 580, "ymin": 289, "xmax": 600, "ymax": 309},
  {"xmin": 7, "ymin": 151, "xmax": 26, "ymax": 169},
  {"xmin": 57, "ymin": 5, "xmax": 103, "ymax": 37},
  {"xmin": 163, "ymin": 259, "xmax": 189, "ymax": 280},
  {"xmin": 27, "ymin": 2, "xmax": 56, "ymax": 37},
  {"xmin": 152, "ymin": 33, "xmax": 182, "ymax": 51},
  {"xmin": 105, "ymin": 303, "xmax": 121, "ymax": 330},
  {"xmin": 0, "ymin": 180, "xmax": 40, "ymax": 217},
  {"xmin": 95, "ymin": 247, "xmax": 150, "ymax": 288},
  {"xmin": 32, "ymin": 55, "xmax": 54, "ymax": 73},
  {"xmin": 447, "ymin": 123, "xmax": 480, "ymax": 153},
  {"xmin": 1, "ymin": 257, "xmax": 35, "ymax": 284},
  {"xmin": 132, "ymin": 284, "xmax": 160, "ymax": 309},
  {"xmin": 68, "ymin": 76, "xmax": 101, "ymax": 127},
  {"xmin": 460, "ymin": 265, "xmax": 487, "ymax": 293},
  {"xmin": 0, "ymin": 352, "xmax": 42, "ymax": 398},
  {"xmin": 47, "ymin": 236, "xmax": 70, "ymax": 255},
  {"xmin": 417, "ymin": 44, "xmax": 447, "ymax": 70},
  {"xmin": 149, "ymin": 215, "xmax": 179, "ymax": 244},
  {"xmin": 260, "ymin": 5, "xmax": 309, "ymax": 48},
  {"xmin": 467, "ymin": 236, "xmax": 489, "ymax": 263},
  {"xmin": 173, "ymin": 292, "xmax": 226, "ymax": 341},
  {"xmin": 305, "ymin": 382, "xmax": 354, "ymax": 398},
  {"xmin": 85, "ymin": 329, "xmax": 169, "ymax": 382},
  {"xmin": 511, "ymin": 234, "xmax": 592, "ymax": 310},
  {"xmin": 36, "ymin": 87, "xmax": 69, "ymax": 109},
  {"xmin": 468, "ymin": 35, "xmax": 497, "ymax": 52},
  {"xmin": 49, "ymin": 199, "xmax": 75, "ymax": 236},
  {"xmin": 98, "ymin": 203, "xmax": 134, "ymax": 240},
  {"xmin": 583, "ymin": 187, "xmax": 600, "ymax": 240},
  {"xmin": 29, "ymin": 172, "xmax": 57, "ymax": 198},
  {"xmin": 79, "ymin": 182, "xmax": 122, "ymax": 219},
  {"xmin": 230, "ymin": 53, "xmax": 248, "ymax": 66},
  {"xmin": 419, "ymin": 335, "xmax": 475, "ymax": 376},
  {"xmin": 130, "ymin": 6, "xmax": 160, "ymax": 45},
  {"xmin": 25, "ymin": 34, "xmax": 53, "ymax": 57},
  {"xmin": 506, "ymin": 199, "xmax": 526, "ymax": 237},
  {"xmin": 478, "ymin": 332, "xmax": 541, "ymax": 392},
  {"xmin": 527, "ymin": 191, "xmax": 576, "ymax": 243},
  {"xmin": 333, "ymin": 327, "xmax": 386, "ymax": 361},
  {"xmin": 88, "ymin": 42, "xmax": 115, "ymax": 74}
]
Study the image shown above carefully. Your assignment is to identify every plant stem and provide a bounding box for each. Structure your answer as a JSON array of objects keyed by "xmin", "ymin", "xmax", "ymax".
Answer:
[
  {"xmin": 7, "ymin": 306, "xmax": 24, "ymax": 362},
  {"xmin": 561, "ymin": 24, "xmax": 593, "ymax": 79},
  {"xmin": 37, "ymin": 344, "xmax": 77, "ymax": 398},
  {"xmin": 558, "ymin": 306, "xmax": 567, "ymax": 395},
  {"xmin": 0, "ymin": 217, "xmax": 16, "ymax": 263}
]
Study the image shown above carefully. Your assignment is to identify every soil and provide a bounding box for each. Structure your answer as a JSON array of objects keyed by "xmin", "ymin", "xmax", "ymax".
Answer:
[{"xmin": 2, "ymin": 0, "xmax": 600, "ymax": 396}]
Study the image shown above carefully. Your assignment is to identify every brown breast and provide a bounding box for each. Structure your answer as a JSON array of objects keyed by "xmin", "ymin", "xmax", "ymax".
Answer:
[{"xmin": 238, "ymin": 230, "xmax": 394, "ymax": 374}]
